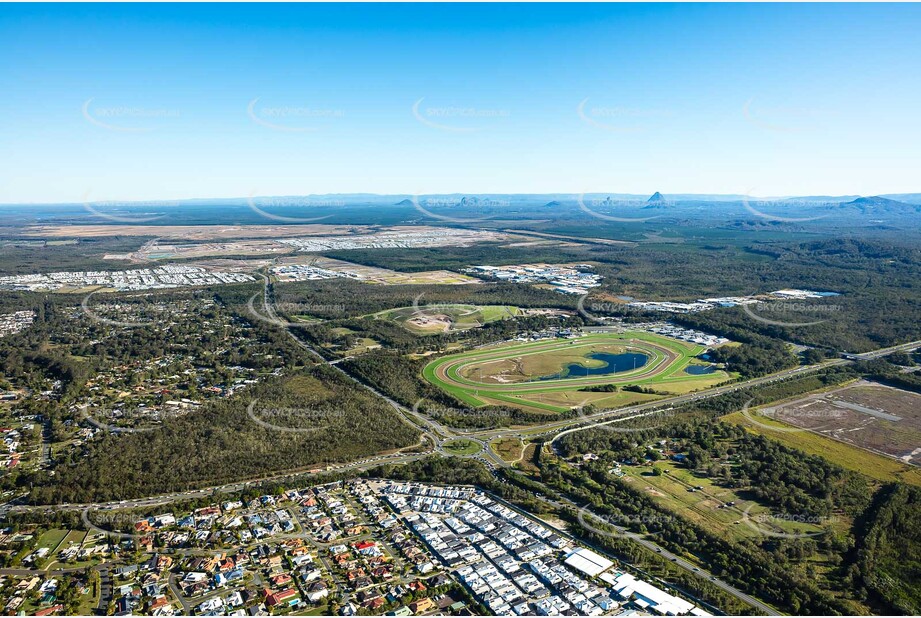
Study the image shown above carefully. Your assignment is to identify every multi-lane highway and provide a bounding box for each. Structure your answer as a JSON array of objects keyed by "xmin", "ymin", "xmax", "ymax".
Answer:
[{"xmin": 8, "ymin": 274, "xmax": 918, "ymax": 615}]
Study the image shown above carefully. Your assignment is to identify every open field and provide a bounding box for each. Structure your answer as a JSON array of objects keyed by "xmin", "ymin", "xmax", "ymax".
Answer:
[
  {"xmin": 725, "ymin": 410, "xmax": 921, "ymax": 487},
  {"xmin": 33, "ymin": 528, "xmax": 69, "ymax": 556},
  {"xmin": 374, "ymin": 304, "xmax": 519, "ymax": 334},
  {"xmin": 344, "ymin": 337, "xmax": 381, "ymax": 355},
  {"xmin": 759, "ymin": 381, "xmax": 921, "ymax": 466},
  {"xmin": 423, "ymin": 331, "xmax": 730, "ymax": 413},
  {"xmin": 618, "ymin": 461, "xmax": 835, "ymax": 542},
  {"xmin": 91, "ymin": 226, "xmax": 508, "ymax": 261},
  {"xmin": 491, "ymin": 437, "xmax": 525, "ymax": 463},
  {"xmin": 283, "ymin": 256, "xmax": 480, "ymax": 285},
  {"xmin": 45, "ymin": 530, "xmax": 89, "ymax": 568},
  {"xmin": 318, "ymin": 328, "xmax": 381, "ymax": 356},
  {"xmin": 464, "ymin": 341, "xmax": 635, "ymax": 384}
]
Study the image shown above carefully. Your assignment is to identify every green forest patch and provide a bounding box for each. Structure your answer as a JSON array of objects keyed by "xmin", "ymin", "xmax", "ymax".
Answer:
[{"xmin": 31, "ymin": 367, "xmax": 420, "ymax": 503}]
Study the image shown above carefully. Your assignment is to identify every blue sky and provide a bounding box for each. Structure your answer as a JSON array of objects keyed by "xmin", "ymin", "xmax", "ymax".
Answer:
[{"xmin": 1, "ymin": 3, "xmax": 920, "ymax": 203}]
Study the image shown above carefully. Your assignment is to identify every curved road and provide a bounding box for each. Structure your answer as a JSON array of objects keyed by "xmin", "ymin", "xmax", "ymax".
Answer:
[{"xmin": 10, "ymin": 274, "xmax": 919, "ymax": 616}]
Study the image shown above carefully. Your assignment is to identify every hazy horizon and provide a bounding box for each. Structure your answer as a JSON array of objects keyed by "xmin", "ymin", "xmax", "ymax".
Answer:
[{"xmin": 4, "ymin": 190, "xmax": 921, "ymax": 208}]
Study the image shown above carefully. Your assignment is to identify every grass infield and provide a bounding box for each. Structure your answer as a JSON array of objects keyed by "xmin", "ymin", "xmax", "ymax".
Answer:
[{"xmin": 423, "ymin": 331, "xmax": 728, "ymax": 413}]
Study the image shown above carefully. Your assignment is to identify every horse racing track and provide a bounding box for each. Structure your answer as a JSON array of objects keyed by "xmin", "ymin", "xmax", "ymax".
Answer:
[{"xmin": 423, "ymin": 331, "xmax": 730, "ymax": 414}]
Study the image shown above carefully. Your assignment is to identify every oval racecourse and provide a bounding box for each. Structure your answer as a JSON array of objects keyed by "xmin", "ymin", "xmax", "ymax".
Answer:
[{"xmin": 423, "ymin": 331, "xmax": 731, "ymax": 414}]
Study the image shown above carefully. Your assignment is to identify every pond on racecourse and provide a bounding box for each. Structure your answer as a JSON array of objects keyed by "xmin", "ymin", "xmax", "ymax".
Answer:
[{"xmin": 536, "ymin": 351, "xmax": 649, "ymax": 381}]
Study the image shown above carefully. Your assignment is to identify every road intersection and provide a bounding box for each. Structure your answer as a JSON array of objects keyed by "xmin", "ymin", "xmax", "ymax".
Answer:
[{"xmin": 7, "ymin": 274, "xmax": 918, "ymax": 615}]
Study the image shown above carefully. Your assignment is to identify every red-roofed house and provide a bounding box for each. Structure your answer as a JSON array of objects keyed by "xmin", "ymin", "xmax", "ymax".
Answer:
[{"xmin": 265, "ymin": 588, "xmax": 299, "ymax": 607}]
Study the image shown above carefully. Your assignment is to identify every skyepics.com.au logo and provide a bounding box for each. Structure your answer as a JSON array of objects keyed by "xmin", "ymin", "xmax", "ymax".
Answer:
[
  {"xmin": 571, "ymin": 399, "xmax": 680, "ymax": 435},
  {"xmin": 80, "ymin": 404, "xmax": 167, "ymax": 435},
  {"xmin": 80, "ymin": 289, "xmax": 186, "ymax": 329},
  {"xmin": 576, "ymin": 194, "xmax": 661, "ymax": 223},
  {"xmin": 246, "ymin": 399, "xmax": 344, "ymax": 434},
  {"xmin": 576, "ymin": 293, "xmax": 635, "ymax": 325},
  {"xmin": 411, "ymin": 97, "xmax": 510, "ymax": 133},
  {"xmin": 741, "ymin": 504, "xmax": 837, "ymax": 539},
  {"xmin": 577, "ymin": 98, "xmax": 671, "ymax": 133},
  {"xmin": 575, "ymin": 293, "xmax": 683, "ymax": 325},
  {"xmin": 245, "ymin": 293, "xmax": 346, "ymax": 329},
  {"xmin": 82, "ymin": 192, "xmax": 181, "ymax": 223},
  {"xmin": 246, "ymin": 193, "xmax": 339, "ymax": 223},
  {"xmin": 411, "ymin": 195, "xmax": 508, "ymax": 224},
  {"xmin": 577, "ymin": 505, "xmax": 675, "ymax": 540},
  {"xmin": 82, "ymin": 98, "xmax": 180, "ymax": 132},
  {"xmin": 742, "ymin": 97, "xmax": 828, "ymax": 134},
  {"xmin": 82, "ymin": 508, "xmax": 145, "ymax": 540},
  {"xmin": 275, "ymin": 301, "xmax": 346, "ymax": 317},
  {"xmin": 411, "ymin": 399, "xmax": 510, "ymax": 427},
  {"xmin": 739, "ymin": 398, "xmax": 846, "ymax": 434},
  {"xmin": 741, "ymin": 194, "xmax": 830, "ymax": 223},
  {"xmin": 247, "ymin": 97, "xmax": 345, "ymax": 132},
  {"xmin": 741, "ymin": 296, "xmax": 841, "ymax": 328}
]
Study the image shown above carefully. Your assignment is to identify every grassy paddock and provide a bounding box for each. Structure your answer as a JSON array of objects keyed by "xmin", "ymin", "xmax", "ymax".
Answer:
[
  {"xmin": 725, "ymin": 411, "xmax": 921, "ymax": 487},
  {"xmin": 373, "ymin": 304, "xmax": 519, "ymax": 334},
  {"xmin": 491, "ymin": 437, "xmax": 525, "ymax": 463},
  {"xmin": 619, "ymin": 461, "xmax": 834, "ymax": 541}
]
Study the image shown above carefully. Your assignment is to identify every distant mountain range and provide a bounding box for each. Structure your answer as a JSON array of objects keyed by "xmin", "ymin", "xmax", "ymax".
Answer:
[
  {"xmin": 839, "ymin": 196, "xmax": 920, "ymax": 213},
  {"xmin": 643, "ymin": 192, "xmax": 675, "ymax": 209},
  {"xmin": 7, "ymin": 192, "xmax": 921, "ymax": 208}
]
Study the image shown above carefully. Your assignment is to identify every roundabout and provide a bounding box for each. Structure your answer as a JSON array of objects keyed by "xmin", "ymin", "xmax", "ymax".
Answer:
[{"xmin": 440, "ymin": 438, "xmax": 484, "ymax": 456}]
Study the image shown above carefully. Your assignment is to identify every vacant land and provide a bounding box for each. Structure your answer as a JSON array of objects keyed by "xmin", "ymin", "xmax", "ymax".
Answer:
[
  {"xmin": 726, "ymin": 410, "xmax": 921, "ymax": 487},
  {"xmin": 45, "ymin": 530, "xmax": 90, "ymax": 568},
  {"xmin": 491, "ymin": 437, "xmax": 525, "ymax": 463},
  {"xmin": 375, "ymin": 304, "xmax": 518, "ymax": 334},
  {"xmin": 35, "ymin": 528, "xmax": 69, "ymax": 552},
  {"xmin": 618, "ymin": 461, "xmax": 832, "ymax": 542},
  {"xmin": 303, "ymin": 256, "xmax": 480, "ymax": 285},
  {"xmin": 424, "ymin": 331, "xmax": 729, "ymax": 413},
  {"xmin": 116, "ymin": 238, "xmax": 296, "ymax": 260},
  {"xmin": 344, "ymin": 337, "xmax": 381, "ymax": 355},
  {"xmin": 761, "ymin": 381, "xmax": 921, "ymax": 466}
]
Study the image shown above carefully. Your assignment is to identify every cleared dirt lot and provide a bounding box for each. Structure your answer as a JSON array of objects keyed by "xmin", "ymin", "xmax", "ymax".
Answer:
[
  {"xmin": 309, "ymin": 257, "xmax": 478, "ymax": 285},
  {"xmin": 765, "ymin": 381, "xmax": 921, "ymax": 465}
]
